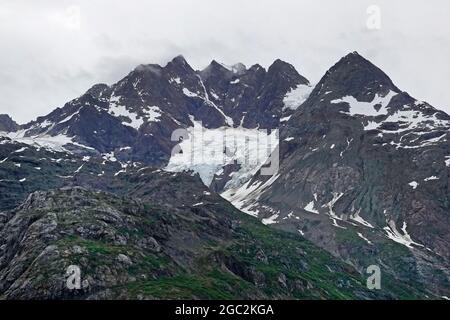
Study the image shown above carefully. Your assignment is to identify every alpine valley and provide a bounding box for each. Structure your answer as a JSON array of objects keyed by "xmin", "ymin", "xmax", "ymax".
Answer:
[{"xmin": 0, "ymin": 52, "xmax": 449, "ymax": 299}]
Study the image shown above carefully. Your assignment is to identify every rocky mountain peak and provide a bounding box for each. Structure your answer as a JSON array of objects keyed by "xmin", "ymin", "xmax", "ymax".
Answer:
[
  {"xmin": 170, "ymin": 54, "xmax": 188, "ymax": 65},
  {"xmin": 166, "ymin": 54, "xmax": 194, "ymax": 73},
  {"xmin": 85, "ymin": 83, "xmax": 110, "ymax": 99},
  {"xmin": 312, "ymin": 51, "xmax": 400, "ymax": 102},
  {"xmin": 0, "ymin": 114, "xmax": 19, "ymax": 132},
  {"xmin": 229, "ymin": 62, "xmax": 247, "ymax": 75},
  {"xmin": 200, "ymin": 60, "xmax": 248, "ymax": 80},
  {"xmin": 131, "ymin": 64, "xmax": 164, "ymax": 79},
  {"xmin": 267, "ymin": 59, "xmax": 310, "ymax": 89},
  {"xmin": 199, "ymin": 60, "xmax": 234, "ymax": 80}
]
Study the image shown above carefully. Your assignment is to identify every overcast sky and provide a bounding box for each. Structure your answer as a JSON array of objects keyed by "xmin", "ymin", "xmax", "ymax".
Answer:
[{"xmin": 1, "ymin": 0, "xmax": 449, "ymax": 123}]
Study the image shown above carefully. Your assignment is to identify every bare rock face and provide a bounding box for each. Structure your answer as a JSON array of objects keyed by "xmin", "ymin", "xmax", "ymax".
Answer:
[{"xmin": 0, "ymin": 114, "xmax": 18, "ymax": 132}]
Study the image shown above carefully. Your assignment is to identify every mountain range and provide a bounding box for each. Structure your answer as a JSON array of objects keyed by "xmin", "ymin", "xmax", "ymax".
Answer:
[{"xmin": 0, "ymin": 51, "xmax": 449, "ymax": 299}]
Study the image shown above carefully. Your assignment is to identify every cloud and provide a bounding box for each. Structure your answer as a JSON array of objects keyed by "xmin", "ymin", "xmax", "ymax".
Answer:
[{"xmin": 0, "ymin": 0, "xmax": 449, "ymax": 123}]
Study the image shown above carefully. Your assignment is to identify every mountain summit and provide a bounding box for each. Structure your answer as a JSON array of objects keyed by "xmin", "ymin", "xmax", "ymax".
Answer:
[{"xmin": 0, "ymin": 114, "xmax": 18, "ymax": 132}]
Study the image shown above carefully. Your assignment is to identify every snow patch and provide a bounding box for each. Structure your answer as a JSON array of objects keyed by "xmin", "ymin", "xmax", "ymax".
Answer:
[
  {"xmin": 350, "ymin": 209, "xmax": 374, "ymax": 228},
  {"xmin": 408, "ymin": 181, "xmax": 419, "ymax": 189},
  {"xmin": 143, "ymin": 106, "xmax": 162, "ymax": 122},
  {"xmin": 304, "ymin": 201, "xmax": 319, "ymax": 214},
  {"xmin": 262, "ymin": 214, "xmax": 279, "ymax": 225},
  {"xmin": 109, "ymin": 96, "xmax": 144, "ymax": 129},
  {"xmin": 280, "ymin": 115, "xmax": 292, "ymax": 123},
  {"xmin": 182, "ymin": 88, "xmax": 199, "ymax": 98},
  {"xmin": 222, "ymin": 174, "xmax": 280, "ymax": 218},
  {"xmin": 5, "ymin": 130, "xmax": 94, "ymax": 153},
  {"xmin": 170, "ymin": 77, "xmax": 181, "ymax": 85},
  {"xmin": 283, "ymin": 84, "xmax": 313, "ymax": 111},
  {"xmin": 12, "ymin": 147, "xmax": 28, "ymax": 153},
  {"xmin": 102, "ymin": 152, "xmax": 117, "ymax": 162},
  {"xmin": 383, "ymin": 220, "xmax": 423, "ymax": 249},
  {"xmin": 196, "ymin": 75, "xmax": 234, "ymax": 126},
  {"xmin": 332, "ymin": 90, "xmax": 397, "ymax": 117},
  {"xmin": 357, "ymin": 232, "xmax": 372, "ymax": 245},
  {"xmin": 323, "ymin": 192, "xmax": 346, "ymax": 229}
]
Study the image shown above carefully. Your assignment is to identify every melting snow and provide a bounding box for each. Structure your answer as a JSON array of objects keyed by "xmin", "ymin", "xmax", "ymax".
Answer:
[
  {"xmin": 222, "ymin": 173, "xmax": 280, "ymax": 217},
  {"xmin": 283, "ymin": 84, "xmax": 313, "ymax": 111},
  {"xmin": 58, "ymin": 110, "xmax": 80, "ymax": 124},
  {"xmin": 210, "ymin": 91, "xmax": 220, "ymax": 100},
  {"xmin": 323, "ymin": 192, "xmax": 346, "ymax": 229},
  {"xmin": 408, "ymin": 181, "xmax": 419, "ymax": 189},
  {"xmin": 332, "ymin": 90, "xmax": 397, "ymax": 117},
  {"xmin": 262, "ymin": 214, "xmax": 279, "ymax": 225},
  {"xmin": 368, "ymin": 109, "xmax": 449, "ymax": 134},
  {"xmin": 280, "ymin": 115, "xmax": 292, "ymax": 122},
  {"xmin": 192, "ymin": 202, "xmax": 204, "ymax": 206},
  {"xmin": 197, "ymin": 75, "xmax": 234, "ymax": 126},
  {"xmin": 182, "ymin": 88, "xmax": 199, "ymax": 98},
  {"xmin": 304, "ymin": 201, "xmax": 319, "ymax": 214},
  {"xmin": 5, "ymin": 131, "xmax": 94, "ymax": 153},
  {"xmin": 221, "ymin": 179, "xmax": 263, "ymax": 217},
  {"xmin": 74, "ymin": 164, "xmax": 84, "ymax": 174},
  {"xmin": 357, "ymin": 232, "xmax": 373, "ymax": 245},
  {"xmin": 383, "ymin": 220, "xmax": 423, "ymax": 248},
  {"xmin": 170, "ymin": 77, "xmax": 181, "ymax": 85},
  {"xmin": 109, "ymin": 98, "xmax": 144, "ymax": 129},
  {"xmin": 12, "ymin": 147, "xmax": 28, "ymax": 153},
  {"xmin": 350, "ymin": 209, "xmax": 374, "ymax": 228},
  {"xmin": 102, "ymin": 152, "xmax": 117, "ymax": 162},
  {"xmin": 143, "ymin": 106, "xmax": 162, "ymax": 122}
]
